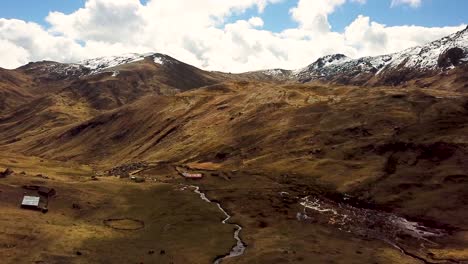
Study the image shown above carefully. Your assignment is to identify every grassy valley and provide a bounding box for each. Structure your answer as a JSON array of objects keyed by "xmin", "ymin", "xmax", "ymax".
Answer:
[{"xmin": 1, "ymin": 36, "xmax": 468, "ymax": 263}]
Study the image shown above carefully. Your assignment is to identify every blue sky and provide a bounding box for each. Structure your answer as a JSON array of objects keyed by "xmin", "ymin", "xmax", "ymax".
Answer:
[
  {"xmin": 1, "ymin": 0, "xmax": 466, "ymax": 32},
  {"xmin": 0, "ymin": 0, "xmax": 86, "ymax": 24},
  {"xmin": 229, "ymin": 0, "xmax": 468, "ymax": 32}
]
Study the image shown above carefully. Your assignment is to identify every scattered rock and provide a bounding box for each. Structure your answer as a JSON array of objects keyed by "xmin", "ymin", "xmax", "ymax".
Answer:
[
  {"xmin": 36, "ymin": 174, "xmax": 49, "ymax": 179},
  {"xmin": 76, "ymin": 251, "xmax": 82, "ymax": 256},
  {"xmin": 131, "ymin": 176, "xmax": 146, "ymax": 183},
  {"xmin": 0, "ymin": 168, "xmax": 14, "ymax": 178},
  {"xmin": 443, "ymin": 174, "xmax": 468, "ymax": 183},
  {"xmin": 215, "ymin": 152, "xmax": 228, "ymax": 161},
  {"xmin": 22, "ymin": 185, "xmax": 40, "ymax": 190},
  {"xmin": 38, "ymin": 187, "xmax": 56, "ymax": 197},
  {"xmin": 391, "ymin": 94, "xmax": 406, "ymax": 99},
  {"xmin": 72, "ymin": 203, "xmax": 81, "ymax": 210},
  {"xmin": 105, "ymin": 162, "xmax": 148, "ymax": 177},
  {"xmin": 0, "ymin": 243, "xmax": 16, "ymax": 249},
  {"xmin": 258, "ymin": 221, "xmax": 268, "ymax": 228},
  {"xmin": 309, "ymin": 148, "xmax": 323, "ymax": 155}
]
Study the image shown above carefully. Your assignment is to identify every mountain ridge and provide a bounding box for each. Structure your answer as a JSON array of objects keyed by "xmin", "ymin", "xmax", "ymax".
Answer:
[
  {"xmin": 1, "ymin": 24, "xmax": 468, "ymax": 264},
  {"xmin": 291, "ymin": 25, "xmax": 468, "ymax": 85},
  {"xmin": 4, "ymin": 26, "xmax": 467, "ymax": 89}
]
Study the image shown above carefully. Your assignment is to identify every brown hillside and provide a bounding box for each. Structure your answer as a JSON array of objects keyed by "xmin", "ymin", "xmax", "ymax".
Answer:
[
  {"xmin": 3, "ymin": 81, "xmax": 466, "ymax": 230},
  {"xmin": 0, "ymin": 68, "xmax": 34, "ymax": 112},
  {"xmin": 1, "ymin": 50, "xmax": 468, "ymax": 263}
]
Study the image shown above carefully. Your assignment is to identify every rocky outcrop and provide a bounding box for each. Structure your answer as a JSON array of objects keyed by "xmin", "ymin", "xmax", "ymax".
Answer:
[
  {"xmin": 0, "ymin": 168, "xmax": 14, "ymax": 178},
  {"xmin": 438, "ymin": 47, "xmax": 465, "ymax": 68}
]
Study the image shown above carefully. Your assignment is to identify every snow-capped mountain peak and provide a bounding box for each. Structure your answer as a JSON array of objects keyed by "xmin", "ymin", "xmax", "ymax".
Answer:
[
  {"xmin": 20, "ymin": 26, "xmax": 468, "ymax": 86},
  {"xmin": 307, "ymin": 54, "xmax": 350, "ymax": 70},
  {"xmin": 291, "ymin": 26, "xmax": 468, "ymax": 85},
  {"xmin": 77, "ymin": 53, "xmax": 176, "ymax": 74},
  {"xmin": 79, "ymin": 53, "xmax": 149, "ymax": 73}
]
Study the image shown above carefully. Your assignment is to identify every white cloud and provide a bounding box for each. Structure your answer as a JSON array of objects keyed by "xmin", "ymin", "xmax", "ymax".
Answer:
[
  {"xmin": 0, "ymin": 18, "xmax": 86, "ymax": 63},
  {"xmin": 248, "ymin": 17, "xmax": 264, "ymax": 28},
  {"xmin": 0, "ymin": 0, "xmax": 464, "ymax": 72},
  {"xmin": 290, "ymin": 0, "xmax": 346, "ymax": 33},
  {"xmin": 344, "ymin": 15, "xmax": 462, "ymax": 56},
  {"xmin": 0, "ymin": 39, "xmax": 30, "ymax": 67},
  {"xmin": 391, "ymin": 0, "xmax": 422, "ymax": 8},
  {"xmin": 46, "ymin": 0, "xmax": 145, "ymax": 43},
  {"xmin": 344, "ymin": 15, "xmax": 389, "ymax": 55}
]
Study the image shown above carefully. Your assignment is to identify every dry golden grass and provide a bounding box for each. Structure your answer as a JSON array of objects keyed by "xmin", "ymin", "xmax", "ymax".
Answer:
[
  {"xmin": 1, "ymin": 63, "xmax": 468, "ymax": 263},
  {"xmin": 0, "ymin": 170, "xmax": 234, "ymax": 264}
]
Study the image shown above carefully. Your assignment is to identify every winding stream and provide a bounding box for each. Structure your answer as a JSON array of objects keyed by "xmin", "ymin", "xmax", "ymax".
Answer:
[{"xmin": 190, "ymin": 186, "xmax": 246, "ymax": 264}]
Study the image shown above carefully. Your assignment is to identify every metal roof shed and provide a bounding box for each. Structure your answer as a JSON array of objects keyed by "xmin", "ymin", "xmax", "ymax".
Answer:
[
  {"xmin": 182, "ymin": 172, "xmax": 203, "ymax": 179},
  {"xmin": 21, "ymin": 196, "xmax": 40, "ymax": 210}
]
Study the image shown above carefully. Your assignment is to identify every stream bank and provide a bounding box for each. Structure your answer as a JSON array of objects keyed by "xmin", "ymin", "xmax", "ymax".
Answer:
[{"xmin": 189, "ymin": 185, "xmax": 246, "ymax": 264}]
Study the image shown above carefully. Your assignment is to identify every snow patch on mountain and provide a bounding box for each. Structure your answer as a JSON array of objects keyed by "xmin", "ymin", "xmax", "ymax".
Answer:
[
  {"xmin": 154, "ymin": 57, "xmax": 164, "ymax": 65},
  {"xmin": 79, "ymin": 53, "xmax": 151, "ymax": 74},
  {"xmin": 263, "ymin": 69, "xmax": 286, "ymax": 77},
  {"xmin": 73, "ymin": 53, "xmax": 177, "ymax": 75},
  {"xmin": 306, "ymin": 54, "xmax": 351, "ymax": 71},
  {"xmin": 293, "ymin": 26, "xmax": 468, "ymax": 82}
]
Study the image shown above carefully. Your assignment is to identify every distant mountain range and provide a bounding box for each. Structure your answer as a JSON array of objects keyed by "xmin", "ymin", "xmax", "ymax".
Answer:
[
  {"xmin": 0, "ymin": 26, "xmax": 466, "ymax": 115},
  {"xmin": 257, "ymin": 25, "xmax": 468, "ymax": 85},
  {"xmin": 15, "ymin": 25, "xmax": 467, "ymax": 88}
]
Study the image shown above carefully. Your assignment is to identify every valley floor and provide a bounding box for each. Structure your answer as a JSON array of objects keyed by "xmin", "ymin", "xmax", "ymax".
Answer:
[
  {"xmin": 0, "ymin": 154, "xmax": 467, "ymax": 264},
  {"xmin": 1, "ymin": 26, "xmax": 468, "ymax": 264}
]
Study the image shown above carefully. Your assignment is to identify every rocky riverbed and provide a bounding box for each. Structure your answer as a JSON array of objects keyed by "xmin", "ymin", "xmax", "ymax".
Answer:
[{"xmin": 295, "ymin": 194, "xmax": 458, "ymax": 263}]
